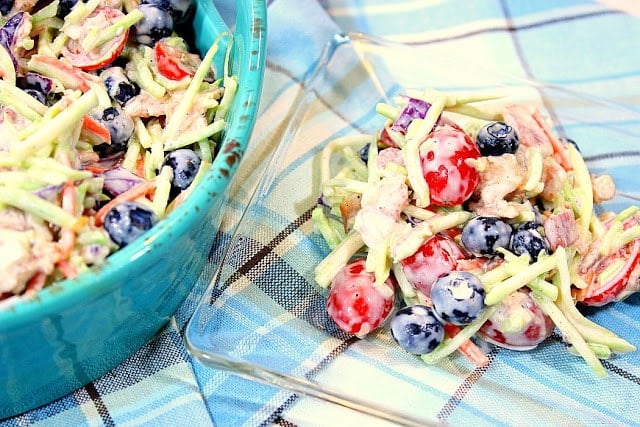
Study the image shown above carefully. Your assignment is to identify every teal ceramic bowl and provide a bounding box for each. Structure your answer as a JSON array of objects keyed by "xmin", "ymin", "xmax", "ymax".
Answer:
[{"xmin": 0, "ymin": 0, "xmax": 266, "ymax": 418}]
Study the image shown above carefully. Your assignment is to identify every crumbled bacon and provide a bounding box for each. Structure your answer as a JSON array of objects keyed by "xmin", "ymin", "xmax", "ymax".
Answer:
[
  {"xmin": 470, "ymin": 153, "xmax": 528, "ymax": 218},
  {"xmin": 592, "ymin": 174, "xmax": 616, "ymax": 203},
  {"xmin": 502, "ymin": 104, "xmax": 554, "ymax": 156},
  {"xmin": 543, "ymin": 209, "xmax": 578, "ymax": 251},
  {"xmin": 0, "ymin": 208, "xmax": 58, "ymax": 295}
]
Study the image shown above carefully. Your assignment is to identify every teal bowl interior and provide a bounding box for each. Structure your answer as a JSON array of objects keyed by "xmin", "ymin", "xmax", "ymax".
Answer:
[{"xmin": 0, "ymin": 0, "xmax": 266, "ymax": 419}]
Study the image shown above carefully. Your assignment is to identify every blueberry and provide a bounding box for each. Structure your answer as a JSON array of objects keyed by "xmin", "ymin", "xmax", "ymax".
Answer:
[
  {"xmin": 431, "ymin": 271, "xmax": 486, "ymax": 326},
  {"xmin": 390, "ymin": 305, "xmax": 444, "ymax": 355},
  {"xmin": 358, "ymin": 144, "xmax": 369, "ymax": 164},
  {"xmin": 103, "ymin": 201, "xmax": 157, "ymax": 247},
  {"xmin": 461, "ymin": 216, "xmax": 512, "ymax": 258},
  {"xmin": 100, "ymin": 67, "xmax": 138, "ymax": 106},
  {"xmin": 163, "ymin": 149, "xmax": 201, "ymax": 191},
  {"xmin": 510, "ymin": 226, "xmax": 550, "ymax": 263},
  {"xmin": 0, "ymin": 0, "xmax": 14, "ymax": 16},
  {"xmin": 93, "ymin": 106, "xmax": 134, "ymax": 155},
  {"xmin": 476, "ymin": 121, "xmax": 519, "ymax": 156},
  {"xmin": 56, "ymin": 0, "xmax": 79, "ymax": 17},
  {"xmin": 140, "ymin": 0, "xmax": 193, "ymax": 24},
  {"xmin": 134, "ymin": 4, "xmax": 173, "ymax": 46}
]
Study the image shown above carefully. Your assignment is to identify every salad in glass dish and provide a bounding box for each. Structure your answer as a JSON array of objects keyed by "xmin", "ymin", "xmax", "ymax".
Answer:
[
  {"xmin": 0, "ymin": 0, "xmax": 234, "ymax": 302},
  {"xmin": 313, "ymin": 87, "xmax": 639, "ymax": 377}
]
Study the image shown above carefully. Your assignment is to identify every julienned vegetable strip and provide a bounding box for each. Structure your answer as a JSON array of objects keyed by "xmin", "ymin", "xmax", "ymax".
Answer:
[
  {"xmin": 315, "ymin": 232, "xmax": 365, "ymax": 288},
  {"xmin": 13, "ymin": 89, "xmax": 99, "ymax": 160},
  {"xmin": 163, "ymin": 33, "xmax": 226, "ymax": 142},
  {"xmin": 81, "ymin": 8, "xmax": 143, "ymax": 52},
  {"xmin": 484, "ymin": 253, "xmax": 558, "ymax": 305},
  {"xmin": 421, "ymin": 306, "xmax": 497, "ymax": 365},
  {"xmin": 530, "ymin": 291, "xmax": 606, "ymax": 377},
  {"xmin": 0, "ymin": 186, "xmax": 81, "ymax": 229},
  {"xmin": 444, "ymin": 323, "xmax": 490, "ymax": 367},
  {"xmin": 94, "ymin": 179, "xmax": 156, "ymax": 226}
]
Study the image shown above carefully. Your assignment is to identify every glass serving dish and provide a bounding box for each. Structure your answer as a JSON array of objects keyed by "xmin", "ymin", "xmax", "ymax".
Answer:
[{"xmin": 185, "ymin": 33, "xmax": 640, "ymax": 426}]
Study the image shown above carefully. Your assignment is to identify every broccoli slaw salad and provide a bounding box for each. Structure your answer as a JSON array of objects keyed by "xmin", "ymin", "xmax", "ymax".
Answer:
[
  {"xmin": 312, "ymin": 87, "xmax": 640, "ymax": 377},
  {"xmin": 0, "ymin": 0, "xmax": 235, "ymax": 303}
]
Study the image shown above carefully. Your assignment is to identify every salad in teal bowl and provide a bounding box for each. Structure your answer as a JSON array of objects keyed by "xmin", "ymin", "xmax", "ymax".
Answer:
[{"xmin": 0, "ymin": 0, "xmax": 266, "ymax": 418}]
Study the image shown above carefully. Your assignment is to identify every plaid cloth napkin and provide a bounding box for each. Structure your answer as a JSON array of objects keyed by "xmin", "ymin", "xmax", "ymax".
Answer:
[{"xmin": 4, "ymin": 0, "xmax": 640, "ymax": 426}]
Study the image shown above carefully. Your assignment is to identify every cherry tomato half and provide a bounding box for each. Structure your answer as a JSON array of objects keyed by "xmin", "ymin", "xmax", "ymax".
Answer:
[
  {"xmin": 327, "ymin": 258, "xmax": 396, "ymax": 337},
  {"xmin": 420, "ymin": 125, "xmax": 481, "ymax": 206},
  {"xmin": 400, "ymin": 234, "xmax": 467, "ymax": 297},
  {"xmin": 478, "ymin": 290, "xmax": 554, "ymax": 350},
  {"xmin": 61, "ymin": 7, "xmax": 128, "ymax": 71},
  {"xmin": 154, "ymin": 39, "xmax": 199, "ymax": 81}
]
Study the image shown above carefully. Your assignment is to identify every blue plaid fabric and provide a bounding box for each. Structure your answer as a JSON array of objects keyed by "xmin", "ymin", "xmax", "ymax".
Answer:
[{"xmin": 3, "ymin": 1, "xmax": 640, "ymax": 425}]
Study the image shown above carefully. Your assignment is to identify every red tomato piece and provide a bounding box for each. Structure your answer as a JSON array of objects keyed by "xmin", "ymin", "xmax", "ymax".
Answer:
[
  {"xmin": 478, "ymin": 290, "xmax": 554, "ymax": 350},
  {"xmin": 61, "ymin": 7, "xmax": 128, "ymax": 71},
  {"xmin": 575, "ymin": 224, "xmax": 640, "ymax": 307},
  {"xmin": 154, "ymin": 39, "xmax": 199, "ymax": 81},
  {"xmin": 327, "ymin": 258, "xmax": 395, "ymax": 337},
  {"xmin": 400, "ymin": 234, "xmax": 467, "ymax": 297},
  {"xmin": 420, "ymin": 125, "xmax": 481, "ymax": 206}
]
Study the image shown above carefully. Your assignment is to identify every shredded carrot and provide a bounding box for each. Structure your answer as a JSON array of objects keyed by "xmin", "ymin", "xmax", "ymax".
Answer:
[
  {"xmin": 135, "ymin": 153, "xmax": 145, "ymax": 177},
  {"xmin": 25, "ymin": 272, "xmax": 47, "ymax": 292},
  {"xmin": 532, "ymin": 110, "xmax": 572, "ymax": 171},
  {"xmin": 83, "ymin": 165, "xmax": 109, "ymax": 174},
  {"xmin": 81, "ymin": 114, "xmax": 111, "ymax": 145},
  {"xmin": 94, "ymin": 179, "xmax": 156, "ymax": 226},
  {"xmin": 58, "ymin": 181, "xmax": 77, "ymax": 260},
  {"xmin": 444, "ymin": 323, "xmax": 490, "ymax": 367},
  {"xmin": 57, "ymin": 259, "xmax": 78, "ymax": 279}
]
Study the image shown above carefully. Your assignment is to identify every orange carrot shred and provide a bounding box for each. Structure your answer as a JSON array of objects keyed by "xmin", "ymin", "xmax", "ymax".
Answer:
[
  {"xmin": 444, "ymin": 323, "xmax": 490, "ymax": 367},
  {"xmin": 94, "ymin": 179, "xmax": 156, "ymax": 226},
  {"xmin": 57, "ymin": 259, "xmax": 78, "ymax": 279},
  {"xmin": 25, "ymin": 272, "xmax": 47, "ymax": 292},
  {"xmin": 58, "ymin": 181, "xmax": 77, "ymax": 260}
]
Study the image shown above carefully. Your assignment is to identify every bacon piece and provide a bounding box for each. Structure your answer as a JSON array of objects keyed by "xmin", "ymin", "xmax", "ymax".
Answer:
[
  {"xmin": 339, "ymin": 192, "xmax": 361, "ymax": 232},
  {"xmin": 502, "ymin": 104, "xmax": 554, "ymax": 156},
  {"xmin": 543, "ymin": 209, "xmax": 578, "ymax": 251},
  {"xmin": 470, "ymin": 153, "xmax": 528, "ymax": 218}
]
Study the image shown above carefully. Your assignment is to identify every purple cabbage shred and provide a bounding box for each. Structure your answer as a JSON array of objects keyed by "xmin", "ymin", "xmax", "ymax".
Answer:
[{"xmin": 390, "ymin": 96, "xmax": 431, "ymax": 134}]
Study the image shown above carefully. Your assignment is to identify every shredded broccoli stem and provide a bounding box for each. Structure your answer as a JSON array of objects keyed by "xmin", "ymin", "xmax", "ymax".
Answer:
[
  {"xmin": 0, "ymin": 80, "xmax": 47, "ymax": 119},
  {"xmin": 402, "ymin": 91, "xmax": 446, "ymax": 207},
  {"xmin": 375, "ymin": 103, "xmax": 399, "ymax": 121},
  {"xmin": 0, "ymin": 46, "xmax": 16, "ymax": 87},
  {"xmin": 484, "ymin": 253, "xmax": 558, "ymax": 305},
  {"xmin": 198, "ymin": 139, "xmax": 213, "ymax": 164},
  {"xmin": 392, "ymin": 262, "xmax": 417, "ymax": 299},
  {"xmin": 129, "ymin": 47, "xmax": 166, "ymax": 98},
  {"xmin": 163, "ymin": 33, "xmax": 225, "ymax": 142},
  {"xmin": 13, "ymin": 89, "xmax": 99, "ymax": 160},
  {"xmin": 315, "ymin": 232, "xmax": 365, "ymax": 288},
  {"xmin": 392, "ymin": 211, "xmax": 471, "ymax": 261},
  {"xmin": 523, "ymin": 147, "xmax": 543, "ymax": 193},
  {"xmin": 163, "ymin": 120, "xmax": 226, "ymax": 151},
  {"xmin": 312, "ymin": 207, "xmax": 343, "ymax": 250},
  {"xmin": 82, "ymin": 8, "xmax": 143, "ymax": 52},
  {"xmin": 152, "ymin": 166, "xmax": 173, "ymax": 218},
  {"xmin": 568, "ymin": 144, "xmax": 593, "ymax": 245},
  {"xmin": 320, "ymin": 134, "xmax": 375, "ymax": 185},
  {"xmin": 530, "ymin": 291, "xmax": 606, "ymax": 377},
  {"xmin": 421, "ymin": 305, "xmax": 498, "ymax": 365},
  {"xmin": 0, "ymin": 186, "xmax": 81, "ymax": 229},
  {"xmin": 122, "ymin": 138, "xmax": 142, "ymax": 172}
]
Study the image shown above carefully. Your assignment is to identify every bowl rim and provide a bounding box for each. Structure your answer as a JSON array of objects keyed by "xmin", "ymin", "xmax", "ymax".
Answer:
[{"xmin": 0, "ymin": 0, "xmax": 267, "ymax": 325}]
